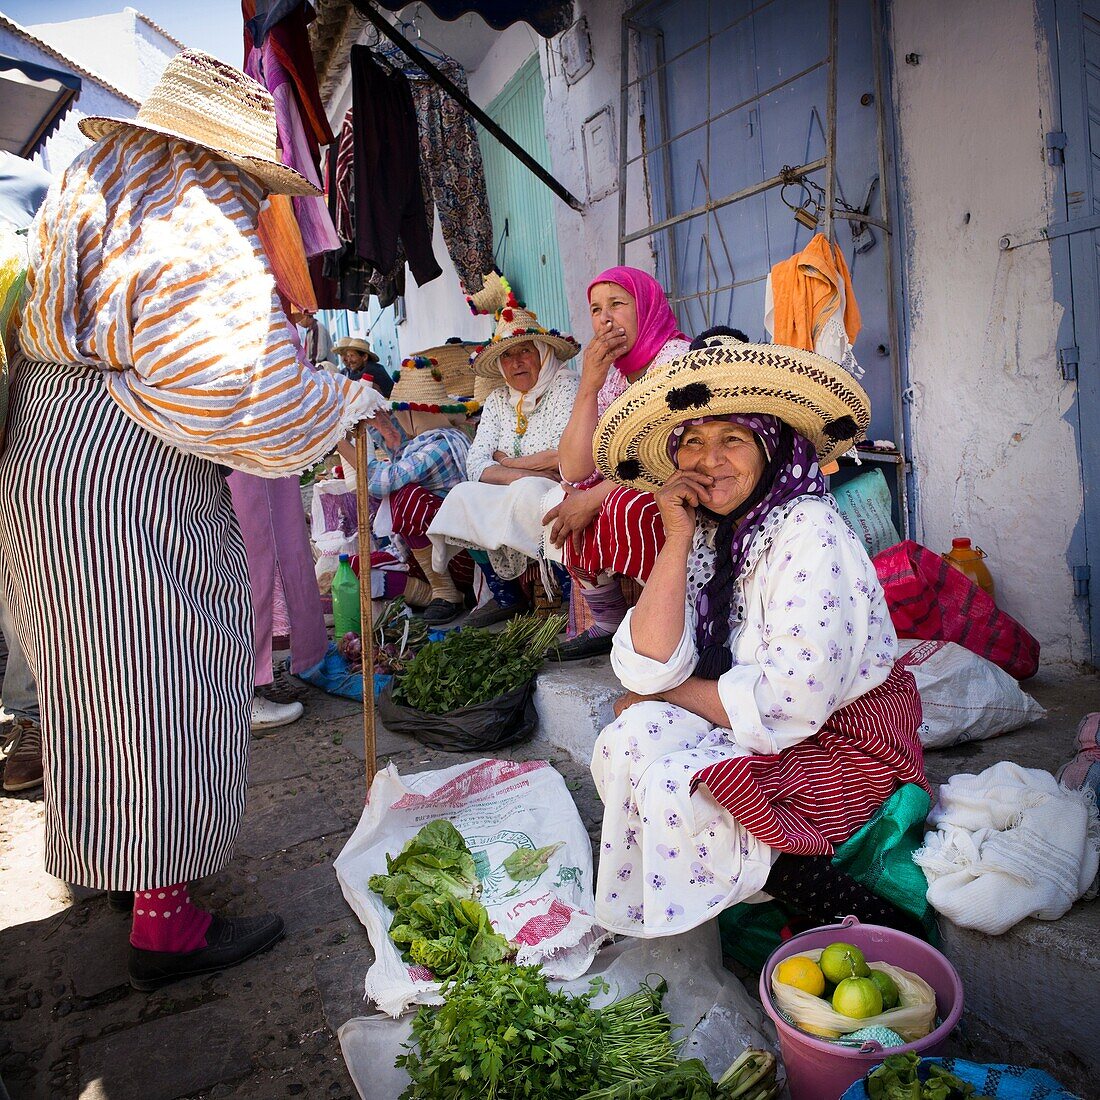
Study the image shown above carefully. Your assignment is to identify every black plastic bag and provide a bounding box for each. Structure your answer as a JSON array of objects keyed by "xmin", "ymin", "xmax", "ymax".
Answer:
[{"xmin": 377, "ymin": 679, "xmax": 537, "ymax": 752}]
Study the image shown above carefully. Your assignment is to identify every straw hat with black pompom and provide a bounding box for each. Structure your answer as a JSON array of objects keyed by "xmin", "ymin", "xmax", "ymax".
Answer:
[
  {"xmin": 79, "ymin": 49, "xmax": 319, "ymax": 197},
  {"xmin": 593, "ymin": 336, "xmax": 870, "ymax": 492}
]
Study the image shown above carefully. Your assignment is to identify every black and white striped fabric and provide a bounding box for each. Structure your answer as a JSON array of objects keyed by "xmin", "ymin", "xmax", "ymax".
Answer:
[{"xmin": 0, "ymin": 359, "xmax": 253, "ymax": 890}]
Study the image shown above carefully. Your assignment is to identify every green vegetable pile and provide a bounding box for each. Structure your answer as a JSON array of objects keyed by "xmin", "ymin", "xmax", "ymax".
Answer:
[
  {"xmin": 368, "ymin": 820, "xmax": 512, "ymax": 980},
  {"xmin": 398, "ymin": 964, "xmax": 680, "ymax": 1100},
  {"xmin": 868, "ymin": 1054, "xmax": 991, "ymax": 1100},
  {"xmin": 577, "ymin": 1050, "xmax": 779, "ymax": 1099},
  {"xmin": 392, "ymin": 613, "xmax": 566, "ymax": 713}
]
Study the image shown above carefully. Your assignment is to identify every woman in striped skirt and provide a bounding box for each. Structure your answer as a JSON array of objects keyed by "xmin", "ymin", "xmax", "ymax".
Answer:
[
  {"xmin": 0, "ymin": 51, "xmax": 385, "ymax": 990},
  {"xmin": 587, "ymin": 331, "xmax": 929, "ymax": 938}
]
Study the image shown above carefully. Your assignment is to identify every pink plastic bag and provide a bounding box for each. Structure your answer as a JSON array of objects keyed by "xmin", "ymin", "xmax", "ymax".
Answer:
[{"xmin": 873, "ymin": 540, "xmax": 1039, "ymax": 680}]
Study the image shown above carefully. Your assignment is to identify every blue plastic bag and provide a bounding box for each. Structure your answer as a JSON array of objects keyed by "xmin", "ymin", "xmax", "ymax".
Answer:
[{"xmin": 840, "ymin": 1058, "xmax": 1080, "ymax": 1100}]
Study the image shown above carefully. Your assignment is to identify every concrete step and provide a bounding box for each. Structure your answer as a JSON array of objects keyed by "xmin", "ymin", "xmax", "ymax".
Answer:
[{"xmin": 532, "ymin": 659, "xmax": 1100, "ymax": 1094}]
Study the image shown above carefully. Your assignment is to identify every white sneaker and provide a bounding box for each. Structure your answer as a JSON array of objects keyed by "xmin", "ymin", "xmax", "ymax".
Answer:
[{"xmin": 250, "ymin": 695, "xmax": 304, "ymax": 731}]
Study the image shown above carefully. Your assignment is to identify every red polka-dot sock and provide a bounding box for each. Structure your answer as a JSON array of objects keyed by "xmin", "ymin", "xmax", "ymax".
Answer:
[{"xmin": 129, "ymin": 883, "xmax": 213, "ymax": 953}]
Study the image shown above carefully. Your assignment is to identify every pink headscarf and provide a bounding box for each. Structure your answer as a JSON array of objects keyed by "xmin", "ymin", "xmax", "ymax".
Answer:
[{"xmin": 587, "ymin": 266, "xmax": 686, "ymax": 378}]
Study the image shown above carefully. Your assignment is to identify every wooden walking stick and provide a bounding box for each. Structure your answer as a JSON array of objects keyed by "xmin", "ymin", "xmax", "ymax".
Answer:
[{"xmin": 355, "ymin": 420, "xmax": 377, "ymax": 796}]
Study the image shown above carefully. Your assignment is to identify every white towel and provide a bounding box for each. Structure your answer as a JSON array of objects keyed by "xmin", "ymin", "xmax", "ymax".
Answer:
[{"xmin": 914, "ymin": 761, "xmax": 1100, "ymax": 934}]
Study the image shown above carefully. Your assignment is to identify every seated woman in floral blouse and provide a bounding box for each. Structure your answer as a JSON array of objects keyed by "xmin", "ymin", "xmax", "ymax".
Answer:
[
  {"xmin": 426, "ymin": 306, "xmax": 579, "ymax": 616},
  {"xmin": 588, "ymin": 331, "xmax": 929, "ymax": 938}
]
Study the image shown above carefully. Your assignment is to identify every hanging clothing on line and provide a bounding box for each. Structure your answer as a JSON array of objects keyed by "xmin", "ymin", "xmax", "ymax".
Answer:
[
  {"xmin": 242, "ymin": 0, "xmax": 334, "ymax": 154},
  {"xmin": 324, "ymin": 107, "xmax": 409, "ymax": 309},
  {"xmin": 243, "ymin": 0, "xmax": 339, "ymax": 257},
  {"xmin": 351, "ymin": 46, "xmax": 442, "ymax": 289},
  {"xmin": 409, "ymin": 60, "xmax": 495, "ymax": 293},
  {"xmin": 257, "ymin": 193, "xmax": 318, "ymax": 315}
]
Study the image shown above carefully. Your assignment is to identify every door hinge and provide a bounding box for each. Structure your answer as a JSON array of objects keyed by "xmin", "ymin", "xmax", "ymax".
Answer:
[
  {"xmin": 1073, "ymin": 564, "xmax": 1090, "ymax": 598},
  {"xmin": 1046, "ymin": 130, "xmax": 1067, "ymax": 166},
  {"xmin": 1059, "ymin": 344, "xmax": 1080, "ymax": 381}
]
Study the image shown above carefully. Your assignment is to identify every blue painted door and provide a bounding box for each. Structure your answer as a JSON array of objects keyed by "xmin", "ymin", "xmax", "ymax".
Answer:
[
  {"xmin": 623, "ymin": 0, "xmax": 899, "ymax": 443},
  {"xmin": 1053, "ymin": 0, "xmax": 1100, "ymax": 659},
  {"xmin": 478, "ymin": 55, "xmax": 572, "ymax": 334}
]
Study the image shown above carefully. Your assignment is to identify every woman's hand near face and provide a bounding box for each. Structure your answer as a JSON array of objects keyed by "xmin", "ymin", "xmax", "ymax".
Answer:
[
  {"xmin": 579, "ymin": 320, "xmax": 628, "ymax": 394},
  {"xmin": 653, "ymin": 470, "xmax": 713, "ymax": 543}
]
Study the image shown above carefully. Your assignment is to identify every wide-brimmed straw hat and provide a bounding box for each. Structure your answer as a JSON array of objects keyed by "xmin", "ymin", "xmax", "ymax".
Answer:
[
  {"xmin": 391, "ymin": 356, "xmax": 479, "ymax": 417},
  {"xmin": 470, "ymin": 306, "xmax": 580, "ymax": 379},
  {"xmin": 413, "ymin": 338, "xmax": 480, "ymax": 398},
  {"xmin": 594, "ymin": 335, "xmax": 871, "ymax": 490},
  {"xmin": 78, "ymin": 49, "xmax": 319, "ymax": 197},
  {"xmin": 473, "ymin": 372, "xmax": 504, "ymax": 405},
  {"xmin": 332, "ymin": 337, "xmax": 380, "ymax": 363}
]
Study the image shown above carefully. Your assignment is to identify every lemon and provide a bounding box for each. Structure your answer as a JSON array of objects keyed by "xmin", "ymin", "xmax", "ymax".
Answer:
[
  {"xmin": 819, "ymin": 942, "xmax": 871, "ymax": 984},
  {"xmin": 798, "ymin": 1020, "xmax": 841, "ymax": 1039},
  {"xmin": 775, "ymin": 955, "xmax": 826, "ymax": 996},
  {"xmin": 868, "ymin": 969, "xmax": 900, "ymax": 1010},
  {"xmin": 832, "ymin": 976, "xmax": 883, "ymax": 1019}
]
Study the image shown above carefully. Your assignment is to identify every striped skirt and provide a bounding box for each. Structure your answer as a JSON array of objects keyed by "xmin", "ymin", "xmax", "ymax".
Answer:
[{"xmin": 0, "ymin": 360, "xmax": 253, "ymax": 890}]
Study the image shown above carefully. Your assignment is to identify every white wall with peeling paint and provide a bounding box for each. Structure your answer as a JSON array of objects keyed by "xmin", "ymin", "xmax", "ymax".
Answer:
[{"xmin": 890, "ymin": 0, "xmax": 1088, "ymax": 664}]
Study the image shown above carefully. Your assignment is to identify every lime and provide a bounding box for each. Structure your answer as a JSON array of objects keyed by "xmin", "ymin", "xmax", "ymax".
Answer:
[
  {"xmin": 776, "ymin": 956, "xmax": 826, "ymax": 996},
  {"xmin": 868, "ymin": 969, "xmax": 900, "ymax": 1010},
  {"xmin": 819, "ymin": 942, "xmax": 871, "ymax": 984},
  {"xmin": 832, "ymin": 976, "xmax": 883, "ymax": 1019}
]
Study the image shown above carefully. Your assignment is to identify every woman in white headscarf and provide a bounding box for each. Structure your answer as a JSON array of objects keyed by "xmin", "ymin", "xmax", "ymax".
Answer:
[{"xmin": 427, "ymin": 306, "xmax": 580, "ymax": 602}]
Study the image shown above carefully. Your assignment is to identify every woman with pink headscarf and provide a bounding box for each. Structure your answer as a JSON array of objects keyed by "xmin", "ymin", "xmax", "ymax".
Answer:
[{"xmin": 544, "ymin": 267, "xmax": 690, "ymax": 660}]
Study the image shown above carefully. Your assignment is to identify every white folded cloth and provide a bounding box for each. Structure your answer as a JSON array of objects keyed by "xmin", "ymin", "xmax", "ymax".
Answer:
[{"xmin": 914, "ymin": 760, "xmax": 1100, "ymax": 934}]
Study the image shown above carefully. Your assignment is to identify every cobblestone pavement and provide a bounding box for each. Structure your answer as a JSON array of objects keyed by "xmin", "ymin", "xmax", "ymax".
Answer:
[{"xmin": 0, "ymin": 685, "xmax": 604, "ymax": 1099}]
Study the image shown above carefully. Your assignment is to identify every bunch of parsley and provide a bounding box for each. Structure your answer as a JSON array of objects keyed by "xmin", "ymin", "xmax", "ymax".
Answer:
[{"xmin": 398, "ymin": 965, "xmax": 678, "ymax": 1100}]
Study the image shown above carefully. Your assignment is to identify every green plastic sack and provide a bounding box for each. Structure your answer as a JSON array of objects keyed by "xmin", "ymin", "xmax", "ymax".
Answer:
[{"xmin": 720, "ymin": 784, "xmax": 935, "ymax": 970}]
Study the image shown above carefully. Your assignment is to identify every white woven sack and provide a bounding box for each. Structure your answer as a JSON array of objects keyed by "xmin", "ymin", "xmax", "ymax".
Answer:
[{"xmin": 897, "ymin": 639, "xmax": 1045, "ymax": 749}]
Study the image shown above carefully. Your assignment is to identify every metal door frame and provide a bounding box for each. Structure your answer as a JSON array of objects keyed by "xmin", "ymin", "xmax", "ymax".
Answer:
[
  {"xmin": 1040, "ymin": 0, "xmax": 1100, "ymax": 658},
  {"xmin": 615, "ymin": 0, "xmax": 913, "ymax": 535}
]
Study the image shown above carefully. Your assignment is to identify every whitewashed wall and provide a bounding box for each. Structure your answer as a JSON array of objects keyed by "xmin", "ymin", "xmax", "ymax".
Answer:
[
  {"xmin": 890, "ymin": 0, "xmax": 1087, "ymax": 663},
  {"xmin": 27, "ymin": 10, "xmax": 177, "ymax": 102}
]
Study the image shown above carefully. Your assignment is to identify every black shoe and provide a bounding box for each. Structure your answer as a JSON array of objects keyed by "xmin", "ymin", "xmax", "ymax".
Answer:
[
  {"xmin": 464, "ymin": 599, "xmax": 527, "ymax": 628},
  {"xmin": 419, "ymin": 598, "xmax": 464, "ymax": 625},
  {"xmin": 108, "ymin": 890, "xmax": 134, "ymax": 913},
  {"xmin": 551, "ymin": 632, "xmax": 614, "ymax": 662},
  {"xmin": 128, "ymin": 912, "xmax": 285, "ymax": 991}
]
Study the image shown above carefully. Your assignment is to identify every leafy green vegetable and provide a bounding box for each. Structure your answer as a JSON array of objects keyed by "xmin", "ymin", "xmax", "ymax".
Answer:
[
  {"xmin": 503, "ymin": 842, "xmax": 564, "ymax": 882},
  {"xmin": 868, "ymin": 1054, "xmax": 992, "ymax": 1100},
  {"xmin": 393, "ymin": 613, "xmax": 566, "ymax": 713},
  {"xmin": 398, "ymin": 965, "xmax": 680, "ymax": 1100},
  {"xmin": 370, "ymin": 821, "xmax": 512, "ymax": 981}
]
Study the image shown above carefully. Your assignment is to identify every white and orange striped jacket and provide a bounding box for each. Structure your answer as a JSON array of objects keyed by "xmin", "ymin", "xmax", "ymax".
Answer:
[{"xmin": 19, "ymin": 129, "xmax": 383, "ymax": 475}]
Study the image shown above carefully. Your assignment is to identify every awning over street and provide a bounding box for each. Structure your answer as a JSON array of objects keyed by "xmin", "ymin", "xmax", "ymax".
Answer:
[
  {"xmin": 0, "ymin": 54, "xmax": 81, "ymax": 158},
  {"xmin": 368, "ymin": 0, "xmax": 574, "ymax": 37}
]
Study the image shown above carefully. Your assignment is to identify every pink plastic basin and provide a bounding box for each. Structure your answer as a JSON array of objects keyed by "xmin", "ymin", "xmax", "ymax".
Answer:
[{"xmin": 759, "ymin": 916, "xmax": 963, "ymax": 1100}]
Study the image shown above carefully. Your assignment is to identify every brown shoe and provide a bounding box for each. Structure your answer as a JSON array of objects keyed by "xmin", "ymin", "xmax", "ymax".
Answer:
[{"xmin": 2, "ymin": 717, "xmax": 43, "ymax": 792}]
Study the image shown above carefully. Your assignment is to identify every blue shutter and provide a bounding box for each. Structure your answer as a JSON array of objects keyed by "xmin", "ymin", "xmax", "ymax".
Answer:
[{"xmin": 478, "ymin": 55, "xmax": 572, "ymax": 334}]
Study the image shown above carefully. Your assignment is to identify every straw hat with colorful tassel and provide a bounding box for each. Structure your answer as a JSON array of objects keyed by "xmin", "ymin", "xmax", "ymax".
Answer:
[
  {"xmin": 410, "ymin": 337, "xmax": 480, "ymax": 399},
  {"xmin": 390, "ymin": 355, "xmax": 480, "ymax": 417}
]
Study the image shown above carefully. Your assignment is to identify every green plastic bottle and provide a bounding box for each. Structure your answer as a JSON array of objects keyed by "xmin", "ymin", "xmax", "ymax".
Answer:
[{"xmin": 332, "ymin": 554, "xmax": 361, "ymax": 640}]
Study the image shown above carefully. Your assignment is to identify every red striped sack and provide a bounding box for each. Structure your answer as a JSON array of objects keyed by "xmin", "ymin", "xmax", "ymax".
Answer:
[{"xmin": 872, "ymin": 540, "xmax": 1040, "ymax": 680}]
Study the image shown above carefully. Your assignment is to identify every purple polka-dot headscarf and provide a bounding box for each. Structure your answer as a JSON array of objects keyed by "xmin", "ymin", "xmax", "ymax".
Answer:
[{"xmin": 670, "ymin": 414, "xmax": 826, "ymax": 679}]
